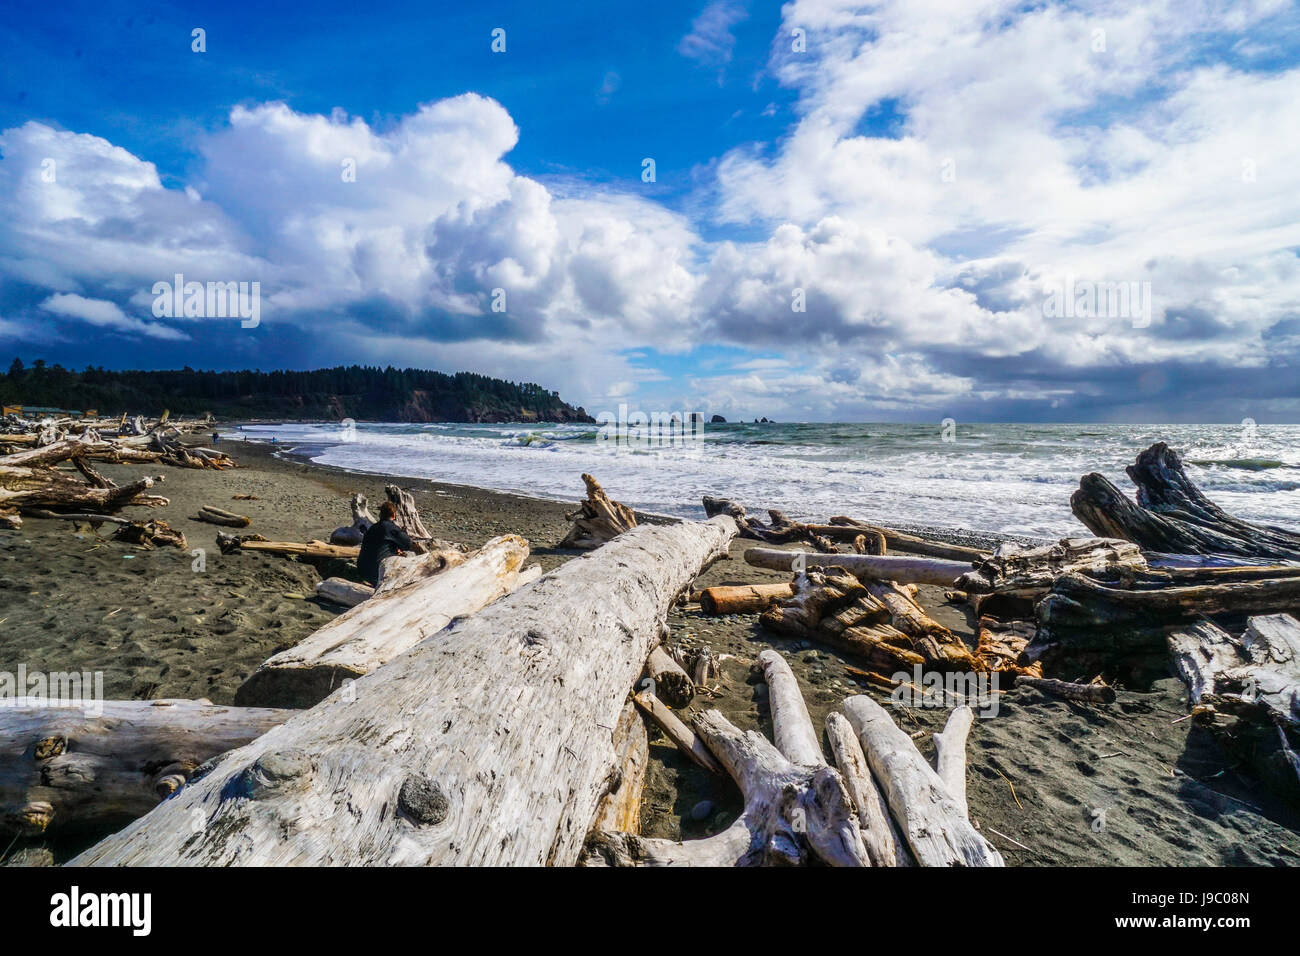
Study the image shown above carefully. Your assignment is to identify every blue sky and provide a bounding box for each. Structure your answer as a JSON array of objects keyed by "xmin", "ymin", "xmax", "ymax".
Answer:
[
  {"xmin": 3, "ymin": 0, "xmax": 1300, "ymax": 421},
  {"xmin": 0, "ymin": 1, "xmax": 795, "ymax": 207}
]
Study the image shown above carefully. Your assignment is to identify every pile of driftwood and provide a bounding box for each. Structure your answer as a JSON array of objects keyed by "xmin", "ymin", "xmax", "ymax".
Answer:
[
  {"xmin": 0, "ymin": 411, "xmax": 233, "ymax": 471},
  {"xmin": 2, "ymin": 510, "xmax": 1002, "ymax": 866},
  {"xmin": 693, "ymin": 445, "xmax": 1300, "ymax": 800},
  {"xmin": 0, "ymin": 438, "xmax": 169, "ymax": 530},
  {"xmin": 954, "ymin": 445, "xmax": 1300, "ymax": 796},
  {"xmin": 0, "ymin": 412, "xmax": 236, "ymax": 530},
  {"xmin": 5, "ymin": 442, "xmax": 1297, "ymax": 865}
]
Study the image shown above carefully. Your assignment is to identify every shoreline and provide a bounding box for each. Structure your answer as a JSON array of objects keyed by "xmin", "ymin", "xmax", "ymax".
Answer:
[{"xmin": 238, "ymin": 428, "xmax": 1047, "ymax": 552}]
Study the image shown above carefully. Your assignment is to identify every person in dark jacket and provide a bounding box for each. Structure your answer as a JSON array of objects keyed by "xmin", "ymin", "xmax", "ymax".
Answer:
[{"xmin": 358, "ymin": 501, "xmax": 414, "ymax": 586}]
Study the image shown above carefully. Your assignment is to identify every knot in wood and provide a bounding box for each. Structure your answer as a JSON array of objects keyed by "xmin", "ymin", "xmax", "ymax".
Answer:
[
  {"xmin": 238, "ymin": 748, "xmax": 314, "ymax": 799},
  {"xmin": 32, "ymin": 735, "xmax": 66, "ymax": 761},
  {"xmin": 398, "ymin": 774, "xmax": 450, "ymax": 826}
]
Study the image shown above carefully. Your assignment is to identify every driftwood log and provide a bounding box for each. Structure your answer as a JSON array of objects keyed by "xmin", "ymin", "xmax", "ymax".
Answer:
[
  {"xmin": 1169, "ymin": 614, "xmax": 1300, "ymax": 795},
  {"xmin": 1072, "ymin": 443, "xmax": 1300, "ymax": 560},
  {"xmin": 1015, "ymin": 676, "xmax": 1116, "ymax": 704},
  {"xmin": 383, "ymin": 484, "xmax": 454, "ymax": 555},
  {"xmin": 589, "ymin": 700, "xmax": 649, "ymax": 833},
  {"xmin": 702, "ymin": 495, "xmax": 835, "ymax": 552},
  {"xmin": 957, "ymin": 537, "xmax": 1147, "ymax": 617},
  {"xmin": 71, "ymin": 515, "xmax": 737, "ymax": 866},
  {"xmin": 643, "ymin": 646, "xmax": 695, "ymax": 708},
  {"xmin": 1169, "ymin": 614, "xmax": 1299, "ymax": 732},
  {"xmin": 0, "ymin": 461, "xmax": 166, "ymax": 516},
  {"xmin": 744, "ymin": 548, "xmax": 971, "ymax": 586},
  {"xmin": 819, "ymin": 517, "xmax": 987, "ymax": 562},
  {"xmin": 700, "ymin": 497, "xmax": 986, "ymax": 561},
  {"xmin": 632, "ymin": 691, "xmax": 723, "ymax": 774},
  {"xmin": 839, "ymin": 695, "xmax": 1002, "ymax": 866},
  {"xmin": 112, "ymin": 519, "xmax": 186, "ymax": 550},
  {"xmin": 314, "ymin": 577, "xmax": 375, "ymax": 608},
  {"xmin": 583, "ymin": 650, "xmax": 870, "ymax": 866},
  {"xmin": 235, "ymin": 535, "xmax": 536, "ymax": 708},
  {"xmin": 1, "ymin": 699, "xmax": 291, "ymax": 837},
  {"xmin": 824, "ymin": 710, "xmax": 910, "ymax": 866},
  {"xmin": 215, "ymin": 534, "xmax": 358, "ymax": 560},
  {"xmin": 193, "ymin": 505, "xmax": 251, "ymax": 528},
  {"xmin": 699, "ymin": 582, "xmax": 794, "ymax": 615},
  {"xmin": 329, "ymin": 493, "xmax": 376, "ymax": 546},
  {"xmin": 560, "ymin": 474, "xmax": 637, "ymax": 550}
]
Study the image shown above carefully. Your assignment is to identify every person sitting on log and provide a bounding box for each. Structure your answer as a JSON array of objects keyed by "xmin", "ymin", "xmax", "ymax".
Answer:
[{"xmin": 358, "ymin": 501, "xmax": 414, "ymax": 586}]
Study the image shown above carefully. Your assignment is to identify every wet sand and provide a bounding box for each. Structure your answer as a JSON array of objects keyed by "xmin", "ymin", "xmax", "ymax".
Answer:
[{"xmin": 2, "ymin": 438, "xmax": 1298, "ymax": 865}]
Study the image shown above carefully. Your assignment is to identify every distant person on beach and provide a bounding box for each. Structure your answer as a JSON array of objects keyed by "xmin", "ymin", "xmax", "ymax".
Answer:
[
  {"xmin": 212, "ymin": 431, "xmax": 219, "ymax": 444},
  {"xmin": 358, "ymin": 501, "xmax": 414, "ymax": 586}
]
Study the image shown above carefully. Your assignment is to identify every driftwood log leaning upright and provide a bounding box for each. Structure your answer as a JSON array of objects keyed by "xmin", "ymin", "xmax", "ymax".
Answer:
[
  {"xmin": 1072, "ymin": 443, "xmax": 1300, "ymax": 560},
  {"xmin": 560, "ymin": 474, "xmax": 637, "ymax": 550},
  {"xmin": 71, "ymin": 515, "xmax": 737, "ymax": 866}
]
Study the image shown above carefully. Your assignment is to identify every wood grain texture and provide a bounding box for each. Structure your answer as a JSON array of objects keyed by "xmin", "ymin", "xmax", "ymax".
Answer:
[{"xmin": 0, "ymin": 699, "xmax": 291, "ymax": 837}]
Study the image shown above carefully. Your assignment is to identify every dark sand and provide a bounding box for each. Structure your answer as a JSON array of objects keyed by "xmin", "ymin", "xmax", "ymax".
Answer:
[{"xmin": 3, "ymin": 437, "xmax": 1299, "ymax": 865}]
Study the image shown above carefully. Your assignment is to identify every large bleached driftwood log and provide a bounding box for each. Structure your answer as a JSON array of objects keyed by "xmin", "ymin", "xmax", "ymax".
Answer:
[
  {"xmin": 1072, "ymin": 443, "xmax": 1300, "ymax": 560},
  {"xmin": 1, "ymin": 699, "xmax": 291, "ymax": 837},
  {"xmin": 583, "ymin": 650, "xmax": 870, "ymax": 866},
  {"xmin": 560, "ymin": 474, "xmax": 637, "ymax": 549},
  {"xmin": 839, "ymin": 695, "xmax": 1002, "ymax": 867},
  {"xmin": 71, "ymin": 515, "xmax": 737, "ymax": 866},
  {"xmin": 744, "ymin": 547, "xmax": 971, "ymax": 585},
  {"xmin": 235, "ymin": 535, "xmax": 536, "ymax": 708}
]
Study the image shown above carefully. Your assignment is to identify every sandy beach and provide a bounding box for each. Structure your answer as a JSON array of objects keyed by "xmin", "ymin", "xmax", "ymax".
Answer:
[{"xmin": 3, "ymin": 437, "xmax": 1299, "ymax": 865}]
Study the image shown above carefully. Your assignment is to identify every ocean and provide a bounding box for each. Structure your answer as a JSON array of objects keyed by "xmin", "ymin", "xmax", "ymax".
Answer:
[{"xmin": 236, "ymin": 421, "xmax": 1300, "ymax": 541}]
